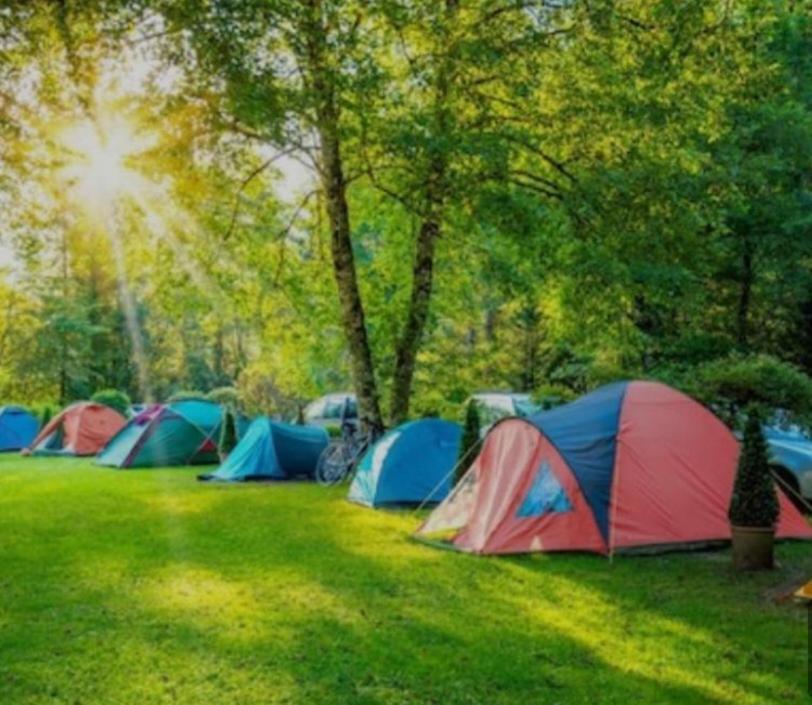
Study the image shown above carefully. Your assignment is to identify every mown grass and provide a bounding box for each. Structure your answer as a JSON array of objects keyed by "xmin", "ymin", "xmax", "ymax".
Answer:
[{"xmin": 1, "ymin": 454, "xmax": 811, "ymax": 704}]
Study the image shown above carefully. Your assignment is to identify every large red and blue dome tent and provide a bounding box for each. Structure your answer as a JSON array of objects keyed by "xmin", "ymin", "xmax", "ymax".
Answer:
[{"xmin": 416, "ymin": 381, "xmax": 812, "ymax": 555}]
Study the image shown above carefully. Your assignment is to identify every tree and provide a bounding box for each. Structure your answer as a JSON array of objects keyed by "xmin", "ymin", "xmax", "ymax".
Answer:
[
  {"xmin": 218, "ymin": 408, "xmax": 238, "ymax": 459},
  {"xmin": 456, "ymin": 400, "xmax": 481, "ymax": 482},
  {"xmin": 39, "ymin": 405, "xmax": 53, "ymax": 429},
  {"xmin": 729, "ymin": 411, "xmax": 779, "ymax": 528}
]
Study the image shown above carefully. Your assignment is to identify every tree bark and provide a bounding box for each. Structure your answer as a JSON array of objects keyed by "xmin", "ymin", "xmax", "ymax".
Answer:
[
  {"xmin": 303, "ymin": 0, "xmax": 384, "ymax": 430},
  {"xmin": 388, "ymin": 0, "xmax": 458, "ymax": 425},
  {"xmin": 389, "ymin": 215, "xmax": 441, "ymax": 423}
]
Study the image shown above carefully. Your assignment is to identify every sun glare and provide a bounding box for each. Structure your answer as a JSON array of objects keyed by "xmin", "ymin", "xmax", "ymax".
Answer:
[{"xmin": 58, "ymin": 116, "xmax": 154, "ymax": 213}]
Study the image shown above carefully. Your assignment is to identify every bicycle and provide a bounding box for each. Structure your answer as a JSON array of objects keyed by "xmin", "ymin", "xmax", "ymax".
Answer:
[{"xmin": 315, "ymin": 416, "xmax": 384, "ymax": 486}]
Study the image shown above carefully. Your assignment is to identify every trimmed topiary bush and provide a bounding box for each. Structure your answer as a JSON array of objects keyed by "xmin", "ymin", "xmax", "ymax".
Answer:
[
  {"xmin": 39, "ymin": 405, "xmax": 53, "ymax": 429},
  {"xmin": 456, "ymin": 400, "xmax": 481, "ymax": 482},
  {"xmin": 218, "ymin": 408, "xmax": 238, "ymax": 459},
  {"xmin": 91, "ymin": 389, "xmax": 131, "ymax": 417},
  {"xmin": 729, "ymin": 410, "xmax": 779, "ymax": 528}
]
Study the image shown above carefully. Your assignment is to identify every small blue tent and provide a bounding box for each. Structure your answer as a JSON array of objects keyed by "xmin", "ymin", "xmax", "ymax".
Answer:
[
  {"xmin": 0, "ymin": 406, "xmax": 38, "ymax": 452},
  {"xmin": 200, "ymin": 417, "xmax": 329, "ymax": 482},
  {"xmin": 349, "ymin": 419, "xmax": 461, "ymax": 507}
]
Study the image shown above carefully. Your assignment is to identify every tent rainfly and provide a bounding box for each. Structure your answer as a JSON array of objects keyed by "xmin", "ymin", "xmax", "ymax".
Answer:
[
  {"xmin": 416, "ymin": 381, "xmax": 812, "ymax": 555},
  {"xmin": 24, "ymin": 402, "xmax": 126, "ymax": 457}
]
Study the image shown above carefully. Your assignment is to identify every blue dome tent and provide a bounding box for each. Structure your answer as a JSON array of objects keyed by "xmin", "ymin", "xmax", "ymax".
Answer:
[
  {"xmin": 0, "ymin": 406, "xmax": 39, "ymax": 452},
  {"xmin": 349, "ymin": 419, "xmax": 461, "ymax": 507},
  {"xmin": 200, "ymin": 417, "xmax": 329, "ymax": 482}
]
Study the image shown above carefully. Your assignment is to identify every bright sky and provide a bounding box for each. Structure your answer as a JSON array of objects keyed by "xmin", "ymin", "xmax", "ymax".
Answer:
[
  {"xmin": 0, "ymin": 244, "xmax": 12, "ymax": 266},
  {"xmin": 0, "ymin": 33, "xmax": 316, "ymax": 276}
]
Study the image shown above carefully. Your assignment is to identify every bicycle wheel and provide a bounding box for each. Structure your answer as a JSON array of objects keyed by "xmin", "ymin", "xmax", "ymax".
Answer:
[{"xmin": 315, "ymin": 441, "xmax": 353, "ymax": 486}]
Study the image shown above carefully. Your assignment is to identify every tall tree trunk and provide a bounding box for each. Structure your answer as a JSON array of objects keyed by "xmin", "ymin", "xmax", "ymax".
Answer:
[
  {"xmin": 737, "ymin": 238, "xmax": 753, "ymax": 350},
  {"xmin": 303, "ymin": 1, "xmax": 383, "ymax": 429},
  {"xmin": 389, "ymin": 191, "xmax": 442, "ymax": 424},
  {"xmin": 388, "ymin": 0, "xmax": 458, "ymax": 424}
]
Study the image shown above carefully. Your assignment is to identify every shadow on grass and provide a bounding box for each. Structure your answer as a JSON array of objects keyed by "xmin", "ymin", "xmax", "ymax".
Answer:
[{"xmin": 0, "ymin": 462, "xmax": 809, "ymax": 704}]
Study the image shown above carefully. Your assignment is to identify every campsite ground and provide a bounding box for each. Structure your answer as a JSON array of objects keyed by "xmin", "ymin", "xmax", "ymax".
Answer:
[{"xmin": 1, "ymin": 455, "xmax": 810, "ymax": 705}]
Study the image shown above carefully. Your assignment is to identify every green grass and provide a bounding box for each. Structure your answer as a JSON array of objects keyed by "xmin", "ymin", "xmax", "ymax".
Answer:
[{"xmin": 1, "ymin": 455, "xmax": 811, "ymax": 705}]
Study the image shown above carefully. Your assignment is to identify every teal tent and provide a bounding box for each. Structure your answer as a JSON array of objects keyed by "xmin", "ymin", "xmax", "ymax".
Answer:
[
  {"xmin": 97, "ymin": 399, "xmax": 223, "ymax": 468},
  {"xmin": 200, "ymin": 417, "xmax": 329, "ymax": 482},
  {"xmin": 349, "ymin": 419, "xmax": 461, "ymax": 507}
]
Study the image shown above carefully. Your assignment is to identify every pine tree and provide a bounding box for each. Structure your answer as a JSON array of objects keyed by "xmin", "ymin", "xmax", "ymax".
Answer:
[
  {"xmin": 39, "ymin": 405, "xmax": 53, "ymax": 429},
  {"xmin": 729, "ymin": 410, "xmax": 779, "ymax": 527},
  {"xmin": 456, "ymin": 400, "xmax": 481, "ymax": 482},
  {"xmin": 218, "ymin": 408, "xmax": 238, "ymax": 459}
]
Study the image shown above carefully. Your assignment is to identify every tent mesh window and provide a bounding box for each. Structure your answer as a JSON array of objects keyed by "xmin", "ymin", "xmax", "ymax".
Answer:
[{"xmin": 516, "ymin": 461, "xmax": 572, "ymax": 518}]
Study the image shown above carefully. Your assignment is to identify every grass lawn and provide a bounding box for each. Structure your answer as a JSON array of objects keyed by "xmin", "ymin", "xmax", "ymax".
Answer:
[{"xmin": 1, "ymin": 454, "xmax": 810, "ymax": 705}]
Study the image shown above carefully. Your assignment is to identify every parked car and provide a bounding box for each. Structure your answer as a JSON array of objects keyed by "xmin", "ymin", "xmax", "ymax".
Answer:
[
  {"xmin": 302, "ymin": 393, "xmax": 358, "ymax": 429},
  {"xmin": 764, "ymin": 424, "xmax": 812, "ymax": 506},
  {"xmin": 468, "ymin": 392, "xmax": 541, "ymax": 436}
]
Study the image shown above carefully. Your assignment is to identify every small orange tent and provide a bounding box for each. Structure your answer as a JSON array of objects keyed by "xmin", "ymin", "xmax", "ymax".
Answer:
[{"xmin": 23, "ymin": 402, "xmax": 126, "ymax": 457}]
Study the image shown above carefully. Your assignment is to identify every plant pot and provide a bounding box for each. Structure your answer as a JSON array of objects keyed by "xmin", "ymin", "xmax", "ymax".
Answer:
[{"xmin": 731, "ymin": 524, "xmax": 775, "ymax": 571}]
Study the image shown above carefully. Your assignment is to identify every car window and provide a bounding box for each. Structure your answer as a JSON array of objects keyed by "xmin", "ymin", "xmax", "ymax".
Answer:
[
  {"xmin": 345, "ymin": 398, "xmax": 358, "ymax": 418},
  {"xmin": 322, "ymin": 398, "xmax": 348, "ymax": 419}
]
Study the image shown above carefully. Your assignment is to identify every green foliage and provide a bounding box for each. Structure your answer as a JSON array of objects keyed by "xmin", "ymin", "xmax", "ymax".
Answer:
[
  {"xmin": 0, "ymin": 1, "xmax": 811, "ymax": 442},
  {"xmin": 218, "ymin": 408, "xmax": 238, "ymax": 458},
  {"xmin": 687, "ymin": 354, "xmax": 812, "ymax": 428},
  {"xmin": 456, "ymin": 400, "xmax": 481, "ymax": 482},
  {"xmin": 207, "ymin": 387, "xmax": 239, "ymax": 408},
  {"xmin": 326, "ymin": 424, "xmax": 343, "ymax": 438},
  {"xmin": 729, "ymin": 410, "xmax": 780, "ymax": 528},
  {"xmin": 167, "ymin": 390, "xmax": 207, "ymax": 403},
  {"xmin": 90, "ymin": 389, "xmax": 131, "ymax": 417},
  {"xmin": 39, "ymin": 405, "xmax": 53, "ymax": 429}
]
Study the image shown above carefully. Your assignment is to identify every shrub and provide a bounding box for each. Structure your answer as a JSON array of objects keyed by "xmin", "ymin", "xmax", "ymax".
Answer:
[
  {"xmin": 39, "ymin": 405, "xmax": 53, "ymax": 429},
  {"xmin": 218, "ymin": 408, "xmax": 238, "ymax": 458},
  {"xmin": 167, "ymin": 390, "xmax": 206, "ymax": 403},
  {"xmin": 326, "ymin": 424, "xmax": 343, "ymax": 438},
  {"xmin": 689, "ymin": 354, "xmax": 812, "ymax": 429},
  {"xmin": 91, "ymin": 389, "xmax": 131, "ymax": 417},
  {"xmin": 206, "ymin": 386, "xmax": 240, "ymax": 408},
  {"xmin": 729, "ymin": 410, "xmax": 779, "ymax": 528},
  {"xmin": 456, "ymin": 400, "xmax": 481, "ymax": 482}
]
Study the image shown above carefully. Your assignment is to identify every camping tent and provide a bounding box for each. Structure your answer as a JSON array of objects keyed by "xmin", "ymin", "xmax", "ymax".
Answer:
[
  {"xmin": 199, "ymin": 417, "xmax": 329, "ymax": 482},
  {"xmin": 349, "ymin": 419, "xmax": 461, "ymax": 507},
  {"xmin": 97, "ymin": 399, "xmax": 223, "ymax": 468},
  {"xmin": 416, "ymin": 381, "xmax": 812, "ymax": 555},
  {"xmin": 0, "ymin": 406, "xmax": 39, "ymax": 451},
  {"xmin": 24, "ymin": 402, "xmax": 126, "ymax": 457}
]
